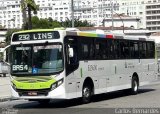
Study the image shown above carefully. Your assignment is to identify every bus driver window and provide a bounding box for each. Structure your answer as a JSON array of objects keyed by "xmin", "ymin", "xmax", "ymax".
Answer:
[{"xmin": 68, "ymin": 44, "xmax": 78, "ymax": 65}]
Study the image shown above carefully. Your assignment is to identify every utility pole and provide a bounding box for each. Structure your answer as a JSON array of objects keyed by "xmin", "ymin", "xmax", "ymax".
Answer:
[
  {"xmin": 71, "ymin": 0, "xmax": 74, "ymax": 28},
  {"xmin": 111, "ymin": 0, "xmax": 114, "ymax": 31}
]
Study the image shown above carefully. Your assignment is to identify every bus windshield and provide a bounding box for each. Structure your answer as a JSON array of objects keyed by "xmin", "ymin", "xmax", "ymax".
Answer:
[{"xmin": 11, "ymin": 43, "xmax": 63, "ymax": 75}]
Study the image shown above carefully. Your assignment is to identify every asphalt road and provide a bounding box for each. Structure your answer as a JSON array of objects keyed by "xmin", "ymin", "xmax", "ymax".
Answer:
[{"xmin": 1, "ymin": 82, "xmax": 160, "ymax": 114}]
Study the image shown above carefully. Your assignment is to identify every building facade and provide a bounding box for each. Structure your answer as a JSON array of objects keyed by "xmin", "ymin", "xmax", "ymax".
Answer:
[
  {"xmin": 0, "ymin": 0, "xmax": 160, "ymax": 29},
  {"xmin": 0, "ymin": 0, "xmax": 120, "ymax": 28},
  {"xmin": 0, "ymin": 0, "xmax": 71, "ymax": 29},
  {"xmin": 104, "ymin": 15, "xmax": 140, "ymax": 29},
  {"xmin": 73, "ymin": 0, "xmax": 119, "ymax": 26},
  {"xmin": 146, "ymin": 3, "xmax": 160, "ymax": 31},
  {"xmin": 0, "ymin": 0, "xmax": 22, "ymax": 29},
  {"xmin": 118, "ymin": 0, "xmax": 160, "ymax": 29}
]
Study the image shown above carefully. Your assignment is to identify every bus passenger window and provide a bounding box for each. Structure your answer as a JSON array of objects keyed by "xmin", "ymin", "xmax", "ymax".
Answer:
[
  {"xmin": 82, "ymin": 44, "xmax": 89, "ymax": 59},
  {"xmin": 108, "ymin": 40, "xmax": 114, "ymax": 59},
  {"xmin": 95, "ymin": 40, "xmax": 107, "ymax": 60},
  {"xmin": 147, "ymin": 42, "xmax": 155, "ymax": 58}
]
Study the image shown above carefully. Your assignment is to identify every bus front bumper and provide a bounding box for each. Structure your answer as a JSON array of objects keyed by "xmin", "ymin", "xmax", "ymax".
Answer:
[{"xmin": 11, "ymin": 84, "xmax": 66, "ymax": 100}]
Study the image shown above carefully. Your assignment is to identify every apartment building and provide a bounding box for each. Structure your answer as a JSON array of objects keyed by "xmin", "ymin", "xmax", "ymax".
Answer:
[
  {"xmin": 74, "ymin": 0, "xmax": 119, "ymax": 26},
  {"xmin": 0, "ymin": 0, "xmax": 120, "ymax": 28},
  {"xmin": 0, "ymin": 0, "xmax": 22, "ymax": 29},
  {"xmin": 118, "ymin": 0, "xmax": 160, "ymax": 29},
  {"xmin": 0, "ymin": 0, "xmax": 71, "ymax": 29},
  {"xmin": 36, "ymin": 0, "xmax": 70, "ymax": 22},
  {"xmin": 103, "ymin": 14, "xmax": 140, "ymax": 29},
  {"xmin": 146, "ymin": 3, "xmax": 160, "ymax": 31},
  {"xmin": 0, "ymin": 0, "xmax": 160, "ymax": 29},
  {"xmin": 119, "ymin": 0, "xmax": 146, "ymax": 29}
]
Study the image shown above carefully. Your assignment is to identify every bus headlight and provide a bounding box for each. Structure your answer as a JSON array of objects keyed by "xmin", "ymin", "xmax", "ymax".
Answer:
[
  {"xmin": 51, "ymin": 83, "xmax": 57, "ymax": 90},
  {"xmin": 57, "ymin": 79, "xmax": 63, "ymax": 86},
  {"xmin": 51, "ymin": 78, "xmax": 64, "ymax": 90}
]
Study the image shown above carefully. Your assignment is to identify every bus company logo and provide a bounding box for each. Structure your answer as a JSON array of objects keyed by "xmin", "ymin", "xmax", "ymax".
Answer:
[{"xmin": 88, "ymin": 65, "xmax": 97, "ymax": 71}]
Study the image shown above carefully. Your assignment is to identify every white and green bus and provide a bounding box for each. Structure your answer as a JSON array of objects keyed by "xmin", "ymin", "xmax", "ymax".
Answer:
[{"xmin": 10, "ymin": 28, "xmax": 158, "ymax": 103}]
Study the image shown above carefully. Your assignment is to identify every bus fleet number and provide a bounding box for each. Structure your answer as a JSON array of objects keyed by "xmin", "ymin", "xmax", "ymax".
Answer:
[{"xmin": 12, "ymin": 65, "xmax": 28, "ymax": 71}]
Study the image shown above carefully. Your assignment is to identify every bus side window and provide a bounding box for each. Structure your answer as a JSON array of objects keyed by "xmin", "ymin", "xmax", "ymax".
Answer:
[
  {"xmin": 119, "ymin": 41, "xmax": 125, "ymax": 59},
  {"xmin": 108, "ymin": 39, "xmax": 114, "ymax": 59},
  {"xmin": 147, "ymin": 42, "xmax": 155, "ymax": 58},
  {"xmin": 134, "ymin": 41, "xmax": 139, "ymax": 59},
  {"xmin": 79, "ymin": 37, "xmax": 94, "ymax": 60},
  {"xmin": 114, "ymin": 40, "xmax": 119, "ymax": 59},
  {"xmin": 82, "ymin": 44, "xmax": 89, "ymax": 59},
  {"xmin": 139, "ymin": 42, "xmax": 147, "ymax": 59},
  {"xmin": 119, "ymin": 40, "xmax": 130, "ymax": 59},
  {"xmin": 95, "ymin": 39, "xmax": 107, "ymax": 60}
]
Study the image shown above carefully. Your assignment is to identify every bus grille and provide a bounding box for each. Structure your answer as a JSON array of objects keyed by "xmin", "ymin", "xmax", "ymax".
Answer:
[{"xmin": 16, "ymin": 88, "xmax": 51, "ymax": 96}]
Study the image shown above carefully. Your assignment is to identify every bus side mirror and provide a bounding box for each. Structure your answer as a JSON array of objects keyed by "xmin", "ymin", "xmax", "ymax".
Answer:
[{"xmin": 69, "ymin": 48, "xmax": 74, "ymax": 58}]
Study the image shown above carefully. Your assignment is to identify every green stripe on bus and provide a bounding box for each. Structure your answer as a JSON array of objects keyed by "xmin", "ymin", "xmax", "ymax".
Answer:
[{"xmin": 80, "ymin": 68, "xmax": 83, "ymax": 78}]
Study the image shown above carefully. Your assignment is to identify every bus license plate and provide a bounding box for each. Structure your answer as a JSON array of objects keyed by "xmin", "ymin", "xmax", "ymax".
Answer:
[{"xmin": 28, "ymin": 92, "xmax": 37, "ymax": 96}]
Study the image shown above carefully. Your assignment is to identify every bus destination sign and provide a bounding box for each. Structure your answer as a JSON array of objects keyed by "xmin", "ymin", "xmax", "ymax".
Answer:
[{"xmin": 12, "ymin": 31, "xmax": 60, "ymax": 41}]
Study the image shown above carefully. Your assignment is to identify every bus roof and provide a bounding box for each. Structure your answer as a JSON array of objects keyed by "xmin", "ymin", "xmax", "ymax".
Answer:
[
  {"xmin": 13, "ymin": 28, "xmax": 154, "ymax": 42},
  {"xmin": 14, "ymin": 29, "xmax": 55, "ymax": 34}
]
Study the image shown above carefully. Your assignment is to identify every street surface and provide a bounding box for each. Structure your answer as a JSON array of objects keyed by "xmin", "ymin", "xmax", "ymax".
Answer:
[
  {"xmin": 0, "ymin": 76, "xmax": 11, "ymax": 99},
  {"xmin": 0, "ymin": 81, "xmax": 160, "ymax": 114}
]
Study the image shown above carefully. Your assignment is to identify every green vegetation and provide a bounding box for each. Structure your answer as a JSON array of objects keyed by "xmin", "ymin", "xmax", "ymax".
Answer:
[
  {"xmin": 31, "ymin": 16, "xmax": 61, "ymax": 29},
  {"xmin": 5, "ymin": 29, "xmax": 21, "ymax": 45},
  {"xmin": 61, "ymin": 18, "xmax": 94, "ymax": 27},
  {"xmin": 31, "ymin": 16, "xmax": 94, "ymax": 28},
  {"xmin": 21, "ymin": 0, "xmax": 39, "ymax": 29}
]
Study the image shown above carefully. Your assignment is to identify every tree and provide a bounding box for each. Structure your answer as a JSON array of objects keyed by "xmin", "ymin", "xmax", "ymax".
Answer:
[
  {"xmin": 47, "ymin": 17, "xmax": 61, "ymax": 28},
  {"xmin": 31, "ymin": 17, "xmax": 93, "ymax": 29},
  {"xmin": 38, "ymin": 18, "xmax": 50, "ymax": 29},
  {"xmin": 31, "ymin": 16, "xmax": 40, "ymax": 28},
  {"xmin": 21, "ymin": 0, "xmax": 39, "ymax": 30},
  {"xmin": 5, "ymin": 29, "xmax": 21, "ymax": 45},
  {"xmin": 61, "ymin": 18, "xmax": 94, "ymax": 27},
  {"xmin": 21, "ymin": 0, "xmax": 27, "ymax": 30},
  {"xmin": 31, "ymin": 16, "xmax": 61, "ymax": 29},
  {"xmin": 51, "ymin": 20, "xmax": 62, "ymax": 28}
]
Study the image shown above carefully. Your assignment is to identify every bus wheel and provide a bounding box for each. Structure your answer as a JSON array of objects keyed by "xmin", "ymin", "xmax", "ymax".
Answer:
[
  {"xmin": 37, "ymin": 99, "xmax": 50, "ymax": 105},
  {"xmin": 131, "ymin": 77, "xmax": 139, "ymax": 95},
  {"xmin": 82, "ymin": 84, "xmax": 92, "ymax": 103}
]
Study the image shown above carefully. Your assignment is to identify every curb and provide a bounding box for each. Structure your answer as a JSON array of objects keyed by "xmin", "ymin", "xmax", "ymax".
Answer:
[
  {"xmin": 0, "ymin": 97, "xmax": 11, "ymax": 102},
  {"xmin": 0, "ymin": 97, "xmax": 18, "ymax": 102},
  {"xmin": 151, "ymin": 81, "xmax": 160, "ymax": 85}
]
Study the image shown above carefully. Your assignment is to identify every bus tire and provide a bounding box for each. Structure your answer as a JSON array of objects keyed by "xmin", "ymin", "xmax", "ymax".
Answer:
[
  {"xmin": 131, "ymin": 76, "xmax": 139, "ymax": 95},
  {"xmin": 82, "ymin": 84, "xmax": 92, "ymax": 103}
]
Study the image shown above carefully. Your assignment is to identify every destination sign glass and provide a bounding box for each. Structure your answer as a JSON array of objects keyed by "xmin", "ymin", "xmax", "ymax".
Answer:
[{"xmin": 12, "ymin": 31, "xmax": 60, "ymax": 41}]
